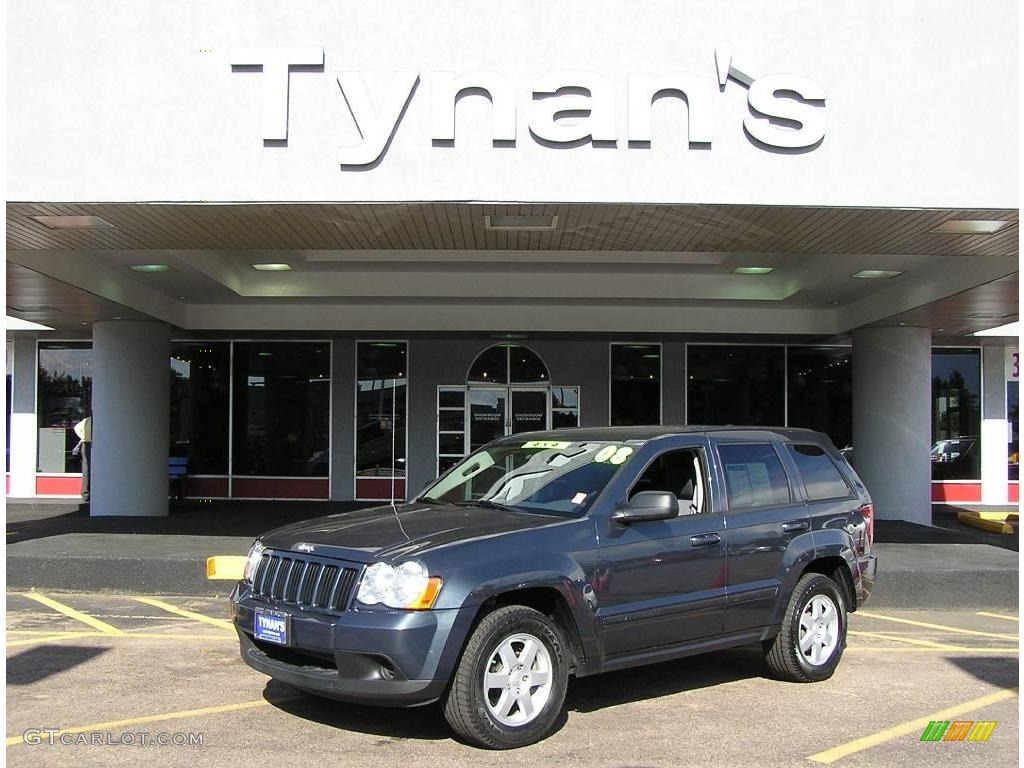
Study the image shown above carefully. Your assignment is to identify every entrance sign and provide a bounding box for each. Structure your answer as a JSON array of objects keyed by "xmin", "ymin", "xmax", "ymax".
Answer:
[{"xmin": 231, "ymin": 43, "xmax": 828, "ymax": 167}]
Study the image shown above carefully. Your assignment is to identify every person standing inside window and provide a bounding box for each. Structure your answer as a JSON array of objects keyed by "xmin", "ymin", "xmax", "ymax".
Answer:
[{"xmin": 73, "ymin": 414, "xmax": 92, "ymax": 507}]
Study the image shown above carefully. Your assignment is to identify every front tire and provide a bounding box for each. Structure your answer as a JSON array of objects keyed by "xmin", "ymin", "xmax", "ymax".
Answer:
[
  {"xmin": 764, "ymin": 572, "xmax": 847, "ymax": 682},
  {"xmin": 443, "ymin": 605, "xmax": 569, "ymax": 749}
]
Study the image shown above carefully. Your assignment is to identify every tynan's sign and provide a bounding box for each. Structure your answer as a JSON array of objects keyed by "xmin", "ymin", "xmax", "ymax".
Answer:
[{"xmin": 229, "ymin": 43, "xmax": 827, "ymax": 167}]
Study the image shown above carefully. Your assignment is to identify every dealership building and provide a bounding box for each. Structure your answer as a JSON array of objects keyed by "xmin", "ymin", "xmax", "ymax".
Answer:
[{"xmin": 5, "ymin": 0, "xmax": 1019, "ymax": 524}]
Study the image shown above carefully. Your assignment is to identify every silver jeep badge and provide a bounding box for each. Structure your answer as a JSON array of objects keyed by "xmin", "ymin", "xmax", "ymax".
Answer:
[{"xmin": 294, "ymin": 542, "xmax": 315, "ymax": 553}]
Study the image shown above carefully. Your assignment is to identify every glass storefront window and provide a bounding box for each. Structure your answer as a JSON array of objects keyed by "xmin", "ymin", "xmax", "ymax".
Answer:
[
  {"xmin": 931, "ymin": 348, "xmax": 981, "ymax": 480},
  {"xmin": 170, "ymin": 343, "xmax": 230, "ymax": 474},
  {"xmin": 356, "ymin": 341, "xmax": 407, "ymax": 498},
  {"xmin": 1008, "ymin": 380, "xmax": 1018, "ymax": 481},
  {"xmin": 37, "ymin": 342, "xmax": 92, "ymax": 473},
  {"xmin": 232, "ymin": 342, "xmax": 330, "ymax": 477},
  {"xmin": 551, "ymin": 386, "xmax": 580, "ymax": 429},
  {"xmin": 786, "ymin": 347, "xmax": 852, "ymax": 450},
  {"xmin": 688, "ymin": 346, "xmax": 785, "ymax": 427},
  {"xmin": 437, "ymin": 386, "xmax": 466, "ymax": 476},
  {"xmin": 610, "ymin": 344, "xmax": 661, "ymax": 426},
  {"xmin": 6, "ymin": 342, "xmax": 12, "ymax": 473},
  {"xmin": 468, "ymin": 344, "xmax": 549, "ymax": 385}
]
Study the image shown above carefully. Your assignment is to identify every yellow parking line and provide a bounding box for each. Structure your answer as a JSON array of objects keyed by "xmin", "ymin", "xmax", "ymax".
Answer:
[
  {"xmin": 6, "ymin": 629, "xmax": 97, "ymax": 636},
  {"xmin": 807, "ymin": 687, "xmax": 1018, "ymax": 764},
  {"xmin": 856, "ymin": 610, "xmax": 1018, "ymax": 641},
  {"xmin": 848, "ymin": 630, "xmax": 967, "ymax": 651},
  {"xmin": 977, "ymin": 611, "xmax": 1019, "ymax": 623},
  {"xmin": 6, "ymin": 632, "xmax": 236, "ymax": 648},
  {"xmin": 20, "ymin": 593, "xmax": 125, "ymax": 636},
  {"xmin": 5, "ymin": 697, "xmax": 292, "ymax": 747},
  {"xmin": 846, "ymin": 647, "xmax": 1019, "ymax": 653},
  {"xmin": 130, "ymin": 596, "xmax": 234, "ymax": 632},
  {"xmin": 6, "ymin": 632, "xmax": 104, "ymax": 647}
]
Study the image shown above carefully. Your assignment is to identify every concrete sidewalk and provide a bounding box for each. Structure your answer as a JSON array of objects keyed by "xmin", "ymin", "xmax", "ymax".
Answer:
[{"xmin": 5, "ymin": 500, "xmax": 1019, "ymax": 607}]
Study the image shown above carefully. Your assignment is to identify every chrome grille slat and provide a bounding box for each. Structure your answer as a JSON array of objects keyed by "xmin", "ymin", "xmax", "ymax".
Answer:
[
  {"xmin": 250, "ymin": 552, "xmax": 359, "ymax": 613},
  {"xmin": 316, "ymin": 565, "xmax": 338, "ymax": 607}
]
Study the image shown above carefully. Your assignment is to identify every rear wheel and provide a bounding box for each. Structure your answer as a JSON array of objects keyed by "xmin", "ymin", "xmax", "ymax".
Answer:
[
  {"xmin": 443, "ymin": 605, "xmax": 569, "ymax": 749},
  {"xmin": 764, "ymin": 572, "xmax": 847, "ymax": 682}
]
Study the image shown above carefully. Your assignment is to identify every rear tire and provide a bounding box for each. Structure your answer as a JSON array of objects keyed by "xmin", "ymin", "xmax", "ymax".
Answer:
[
  {"xmin": 443, "ymin": 605, "xmax": 569, "ymax": 749},
  {"xmin": 764, "ymin": 573, "xmax": 847, "ymax": 682}
]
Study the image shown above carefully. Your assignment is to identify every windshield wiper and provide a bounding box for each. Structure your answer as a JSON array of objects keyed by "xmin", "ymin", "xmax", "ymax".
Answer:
[{"xmin": 452, "ymin": 499, "xmax": 522, "ymax": 513}]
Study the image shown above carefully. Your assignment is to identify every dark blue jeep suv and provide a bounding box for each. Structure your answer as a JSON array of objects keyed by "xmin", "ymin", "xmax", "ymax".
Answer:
[{"xmin": 231, "ymin": 426, "xmax": 876, "ymax": 748}]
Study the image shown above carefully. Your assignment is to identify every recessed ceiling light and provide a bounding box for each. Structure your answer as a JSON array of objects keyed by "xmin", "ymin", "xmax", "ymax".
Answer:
[
  {"xmin": 6, "ymin": 316, "xmax": 54, "ymax": 331},
  {"xmin": 852, "ymin": 269, "xmax": 903, "ymax": 279},
  {"xmin": 930, "ymin": 220, "xmax": 1009, "ymax": 235},
  {"xmin": 485, "ymin": 214, "xmax": 558, "ymax": 231},
  {"xmin": 31, "ymin": 215, "xmax": 114, "ymax": 229},
  {"xmin": 129, "ymin": 264, "xmax": 172, "ymax": 273},
  {"xmin": 734, "ymin": 266, "xmax": 774, "ymax": 275},
  {"xmin": 8, "ymin": 304, "xmax": 59, "ymax": 313},
  {"xmin": 251, "ymin": 263, "xmax": 293, "ymax": 271},
  {"xmin": 974, "ymin": 321, "xmax": 1020, "ymax": 337}
]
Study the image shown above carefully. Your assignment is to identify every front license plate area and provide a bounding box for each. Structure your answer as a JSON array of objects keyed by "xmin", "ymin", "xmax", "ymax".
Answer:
[{"xmin": 254, "ymin": 608, "xmax": 290, "ymax": 646}]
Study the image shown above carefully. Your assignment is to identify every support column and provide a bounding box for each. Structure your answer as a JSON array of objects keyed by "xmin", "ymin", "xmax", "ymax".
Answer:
[
  {"xmin": 980, "ymin": 345, "xmax": 1009, "ymax": 504},
  {"xmin": 329, "ymin": 337, "xmax": 355, "ymax": 501},
  {"xmin": 852, "ymin": 326, "xmax": 932, "ymax": 524},
  {"xmin": 91, "ymin": 321, "xmax": 170, "ymax": 516},
  {"xmin": 8, "ymin": 335, "xmax": 39, "ymax": 498}
]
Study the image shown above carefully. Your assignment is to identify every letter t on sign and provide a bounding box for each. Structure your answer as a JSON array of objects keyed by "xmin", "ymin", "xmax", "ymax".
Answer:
[{"xmin": 230, "ymin": 47, "xmax": 324, "ymax": 141}]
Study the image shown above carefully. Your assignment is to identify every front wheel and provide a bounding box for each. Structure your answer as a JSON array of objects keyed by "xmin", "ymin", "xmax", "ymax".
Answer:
[
  {"xmin": 764, "ymin": 572, "xmax": 847, "ymax": 682},
  {"xmin": 443, "ymin": 605, "xmax": 569, "ymax": 749}
]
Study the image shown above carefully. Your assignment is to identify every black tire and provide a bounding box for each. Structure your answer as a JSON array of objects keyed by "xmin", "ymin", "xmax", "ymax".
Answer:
[
  {"xmin": 443, "ymin": 605, "xmax": 569, "ymax": 749},
  {"xmin": 764, "ymin": 573, "xmax": 847, "ymax": 682}
]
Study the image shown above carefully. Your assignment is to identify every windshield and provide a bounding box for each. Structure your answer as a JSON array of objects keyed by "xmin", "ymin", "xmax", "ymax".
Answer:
[{"xmin": 420, "ymin": 440, "xmax": 636, "ymax": 517}]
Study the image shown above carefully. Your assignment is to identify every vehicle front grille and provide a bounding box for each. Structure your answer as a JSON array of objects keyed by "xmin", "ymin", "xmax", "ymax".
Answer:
[{"xmin": 250, "ymin": 552, "xmax": 360, "ymax": 612}]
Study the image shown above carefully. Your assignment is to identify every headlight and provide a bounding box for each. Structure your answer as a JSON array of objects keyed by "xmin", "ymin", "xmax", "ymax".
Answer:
[
  {"xmin": 243, "ymin": 540, "xmax": 266, "ymax": 582},
  {"xmin": 356, "ymin": 561, "xmax": 442, "ymax": 610}
]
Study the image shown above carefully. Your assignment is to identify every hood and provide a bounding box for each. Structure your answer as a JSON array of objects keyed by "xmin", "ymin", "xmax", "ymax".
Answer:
[{"xmin": 259, "ymin": 502, "xmax": 563, "ymax": 563}]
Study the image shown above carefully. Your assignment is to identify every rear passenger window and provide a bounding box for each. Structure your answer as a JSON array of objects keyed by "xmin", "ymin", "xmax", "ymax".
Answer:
[
  {"xmin": 787, "ymin": 444, "xmax": 851, "ymax": 500},
  {"xmin": 718, "ymin": 444, "xmax": 792, "ymax": 509}
]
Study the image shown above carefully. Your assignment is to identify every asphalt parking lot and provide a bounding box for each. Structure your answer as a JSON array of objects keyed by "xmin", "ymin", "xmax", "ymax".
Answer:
[{"xmin": 5, "ymin": 592, "xmax": 1018, "ymax": 767}]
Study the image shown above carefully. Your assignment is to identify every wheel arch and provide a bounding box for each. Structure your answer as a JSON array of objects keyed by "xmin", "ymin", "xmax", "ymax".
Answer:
[
  {"xmin": 470, "ymin": 586, "xmax": 589, "ymax": 676},
  {"xmin": 801, "ymin": 556, "xmax": 857, "ymax": 613}
]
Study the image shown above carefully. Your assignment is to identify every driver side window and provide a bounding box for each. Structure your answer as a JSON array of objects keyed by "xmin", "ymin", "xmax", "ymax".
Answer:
[{"xmin": 628, "ymin": 448, "xmax": 706, "ymax": 515}]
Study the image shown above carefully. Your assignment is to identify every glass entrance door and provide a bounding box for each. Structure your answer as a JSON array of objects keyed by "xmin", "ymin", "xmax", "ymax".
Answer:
[
  {"xmin": 438, "ymin": 385, "xmax": 580, "ymax": 477},
  {"xmin": 468, "ymin": 388, "xmax": 507, "ymax": 453},
  {"xmin": 510, "ymin": 389, "xmax": 548, "ymax": 434}
]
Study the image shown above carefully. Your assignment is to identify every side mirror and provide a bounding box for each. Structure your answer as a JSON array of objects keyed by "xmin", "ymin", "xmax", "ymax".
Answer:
[{"xmin": 612, "ymin": 491, "xmax": 679, "ymax": 523}]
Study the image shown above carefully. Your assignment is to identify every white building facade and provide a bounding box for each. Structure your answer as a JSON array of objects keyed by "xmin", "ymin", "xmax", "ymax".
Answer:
[{"xmin": 5, "ymin": 0, "xmax": 1019, "ymax": 520}]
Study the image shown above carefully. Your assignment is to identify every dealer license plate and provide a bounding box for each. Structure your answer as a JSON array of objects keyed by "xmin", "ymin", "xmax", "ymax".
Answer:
[{"xmin": 254, "ymin": 608, "xmax": 290, "ymax": 645}]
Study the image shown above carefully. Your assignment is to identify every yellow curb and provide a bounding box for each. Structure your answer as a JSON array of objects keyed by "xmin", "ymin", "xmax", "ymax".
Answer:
[
  {"xmin": 957, "ymin": 511, "xmax": 1017, "ymax": 535},
  {"xmin": 207, "ymin": 555, "xmax": 246, "ymax": 580}
]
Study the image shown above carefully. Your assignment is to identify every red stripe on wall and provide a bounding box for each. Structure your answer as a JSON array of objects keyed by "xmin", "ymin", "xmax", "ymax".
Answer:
[
  {"xmin": 36, "ymin": 475, "xmax": 83, "ymax": 495},
  {"xmin": 231, "ymin": 477, "xmax": 329, "ymax": 499},
  {"xmin": 1010, "ymin": 483, "xmax": 1019, "ymax": 503},
  {"xmin": 931, "ymin": 481, "xmax": 982, "ymax": 503},
  {"xmin": 182, "ymin": 477, "xmax": 229, "ymax": 498},
  {"xmin": 356, "ymin": 478, "xmax": 407, "ymax": 501}
]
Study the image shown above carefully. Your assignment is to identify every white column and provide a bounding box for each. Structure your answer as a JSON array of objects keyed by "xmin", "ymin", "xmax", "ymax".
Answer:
[
  {"xmin": 980, "ymin": 345, "xmax": 1009, "ymax": 504},
  {"xmin": 91, "ymin": 321, "xmax": 170, "ymax": 516},
  {"xmin": 852, "ymin": 326, "xmax": 932, "ymax": 524},
  {"xmin": 8, "ymin": 335, "xmax": 39, "ymax": 498}
]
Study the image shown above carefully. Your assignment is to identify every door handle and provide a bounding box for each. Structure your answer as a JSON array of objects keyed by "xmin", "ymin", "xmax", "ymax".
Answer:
[
  {"xmin": 782, "ymin": 520, "xmax": 810, "ymax": 533},
  {"xmin": 689, "ymin": 533, "xmax": 721, "ymax": 547}
]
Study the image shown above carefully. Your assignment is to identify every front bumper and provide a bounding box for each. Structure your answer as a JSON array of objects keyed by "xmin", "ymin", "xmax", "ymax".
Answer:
[{"xmin": 230, "ymin": 584, "xmax": 474, "ymax": 707}]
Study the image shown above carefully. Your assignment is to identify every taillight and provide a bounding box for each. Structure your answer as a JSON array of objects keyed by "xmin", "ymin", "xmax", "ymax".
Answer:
[{"xmin": 859, "ymin": 503, "xmax": 874, "ymax": 550}]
